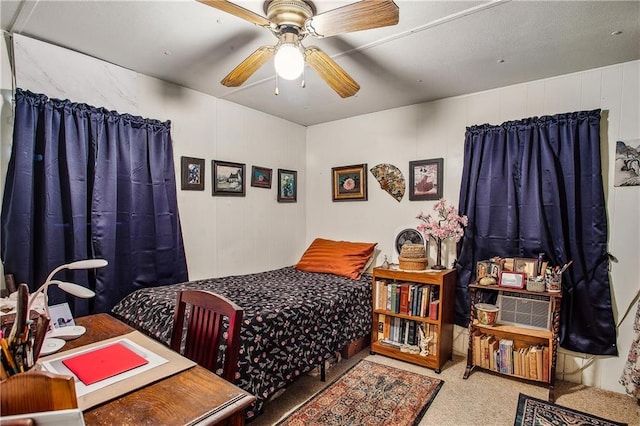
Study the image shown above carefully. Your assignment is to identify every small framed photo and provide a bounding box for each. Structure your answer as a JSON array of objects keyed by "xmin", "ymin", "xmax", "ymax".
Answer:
[
  {"xmin": 181, "ymin": 156, "xmax": 205, "ymax": 191},
  {"xmin": 476, "ymin": 261, "xmax": 490, "ymax": 279},
  {"xmin": 513, "ymin": 258, "xmax": 539, "ymax": 278},
  {"xmin": 48, "ymin": 303, "xmax": 75, "ymax": 328},
  {"xmin": 251, "ymin": 166, "xmax": 272, "ymax": 189},
  {"xmin": 488, "ymin": 261, "xmax": 502, "ymax": 279},
  {"xmin": 499, "ymin": 271, "xmax": 526, "ymax": 289},
  {"xmin": 212, "ymin": 160, "xmax": 245, "ymax": 197},
  {"xmin": 332, "ymin": 164, "xmax": 368, "ymax": 201},
  {"xmin": 277, "ymin": 169, "xmax": 297, "ymax": 202},
  {"xmin": 409, "ymin": 158, "xmax": 443, "ymax": 201}
]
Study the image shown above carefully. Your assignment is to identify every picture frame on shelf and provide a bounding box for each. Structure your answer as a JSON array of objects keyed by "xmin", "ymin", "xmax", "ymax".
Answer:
[
  {"xmin": 277, "ymin": 169, "xmax": 297, "ymax": 202},
  {"xmin": 488, "ymin": 261, "xmax": 502, "ymax": 279},
  {"xmin": 212, "ymin": 160, "xmax": 245, "ymax": 197},
  {"xmin": 251, "ymin": 166, "xmax": 272, "ymax": 189},
  {"xmin": 180, "ymin": 156, "xmax": 205, "ymax": 191},
  {"xmin": 408, "ymin": 158, "xmax": 443, "ymax": 201},
  {"xmin": 513, "ymin": 258, "xmax": 539, "ymax": 278},
  {"xmin": 476, "ymin": 261, "xmax": 491, "ymax": 279},
  {"xmin": 332, "ymin": 164, "xmax": 368, "ymax": 201},
  {"xmin": 499, "ymin": 271, "xmax": 526, "ymax": 289}
]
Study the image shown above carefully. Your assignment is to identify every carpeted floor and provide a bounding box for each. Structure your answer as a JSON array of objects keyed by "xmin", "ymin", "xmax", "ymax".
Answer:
[
  {"xmin": 514, "ymin": 393, "xmax": 627, "ymax": 426},
  {"xmin": 250, "ymin": 349, "xmax": 640, "ymax": 426},
  {"xmin": 276, "ymin": 359, "xmax": 443, "ymax": 425}
]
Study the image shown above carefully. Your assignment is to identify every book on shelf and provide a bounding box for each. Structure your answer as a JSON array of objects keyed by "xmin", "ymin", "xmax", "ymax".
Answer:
[
  {"xmin": 473, "ymin": 330, "xmax": 483, "ymax": 366},
  {"xmin": 542, "ymin": 346, "xmax": 549, "ymax": 382},
  {"xmin": 394, "ymin": 283, "xmax": 399, "ymax": 313},
  {"xmin": 523, "ymin": 347, "xmax": 531, "ymax": 378},
  {"xmin": 489, "ymin": 336, "xmax": 500, "ymax": 371},
  {"xmin": 528, "ymin": 346, "xmax": 537, "ymax": 380},
  {"xmin": 400, "ymin": 284, "xmax": 409, "ymax": 315},
  {"xmin": 535, "ymin": 346, "xmax": 544, "ymax": 381},
  {"xmin": 377, "ymin": 314, "xmax": 385, "ymax": 340},
  {"xmin": 429, "ymin": 300, "xmax": 439, "ymax": 320},
  {"xmin": 375, "ymin": 280, "xmax": 387, "ymax": 310},
  {"xmin": 421, "ymin": 286, "xmax": 430, "ymax": 317},
  {"xmin": 379, "ymin": 339, "xmax": 402, "ymax": 348}
]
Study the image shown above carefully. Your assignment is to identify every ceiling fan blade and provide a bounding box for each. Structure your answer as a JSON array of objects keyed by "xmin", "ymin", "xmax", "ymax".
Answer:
[
  {"xmin": 197, "ymin": 0, "xmax": 272, "ymax": 28},
  {"xmin": 221, "ymin": 45, "xmax": 276, "ymax": 87},
  {"xmin": 305, "ymin": 0, "xmax": 399, "ymax": 38},
  {"xmin": 304, "ymin": 46, "xmax": 360, "ymax": 98}
]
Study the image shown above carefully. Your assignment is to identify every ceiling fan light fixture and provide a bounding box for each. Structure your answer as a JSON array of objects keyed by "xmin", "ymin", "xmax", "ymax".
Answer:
[{"xmin": 274, "ymin": 43, "xmax": 304, "ymax": 80}]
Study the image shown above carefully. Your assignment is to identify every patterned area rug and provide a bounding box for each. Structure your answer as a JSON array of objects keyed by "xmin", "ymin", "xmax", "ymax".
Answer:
[
  {"xmin": 276, "ymin": 359, "xmax": 443, "ymax": 426},
  {"xmin": 514, "ymin": 393, "xmax": 627, "ymax": 426}
]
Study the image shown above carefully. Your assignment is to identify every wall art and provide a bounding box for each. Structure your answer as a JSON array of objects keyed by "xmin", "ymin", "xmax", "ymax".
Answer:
[
  {"xmin": 212, "ymin": 160, "xmax": 245, "ymax": 196},
  {"xmin": 251, "ymin": 166, "xmax": 272, "ymax": 189},
  {"xmin": 181, "ymin": 156, "xmax": 205, "ymax": 191},
  {"xmin": 614, "ymin": 139, "xmax": 640, "ymax": 187},
  {"xmin": 332, "ymin": 163, "xmax": 368, "ymax": 201},
  {"xmin": 370, "ymin": 163, "xmax": 405, "ymax": 202},
  {"xmin": 409, "ymin": 158, "xmax": 443, "ymax": 201},
  {"xmin": 277, "ymin": 169, "xmax": 297, "ymax": 202}
]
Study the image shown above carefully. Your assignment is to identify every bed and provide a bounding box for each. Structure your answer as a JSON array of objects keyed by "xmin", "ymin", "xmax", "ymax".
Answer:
[{"xmin": 111, "ymin": 265, "xmax": 373, "ymax": 419}]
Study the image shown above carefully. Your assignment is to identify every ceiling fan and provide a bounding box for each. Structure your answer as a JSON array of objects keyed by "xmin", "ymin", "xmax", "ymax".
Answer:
[{"xmin": 198, "ymin": 0, "xmax": 399, "ymax": 98}]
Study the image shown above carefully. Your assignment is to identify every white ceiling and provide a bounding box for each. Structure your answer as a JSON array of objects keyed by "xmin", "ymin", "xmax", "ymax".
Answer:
[{"xmin": 2, "ymin": 0, "xmax": 639, "ymax": 126}]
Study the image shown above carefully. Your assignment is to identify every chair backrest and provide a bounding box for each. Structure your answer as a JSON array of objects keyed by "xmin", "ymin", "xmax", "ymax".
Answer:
[
  {"xmin": 1, "ymin": 370, "xmax": 78, "ymax": 416},
  {"xmin": 170, "ymin": 289, "xmax": 243, "ymax": 384}
]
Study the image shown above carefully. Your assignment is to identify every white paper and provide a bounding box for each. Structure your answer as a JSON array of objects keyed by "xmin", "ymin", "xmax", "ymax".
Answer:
[{"xmin": 40, "ymin": 337, "xmax": 168, "ymax": 397}]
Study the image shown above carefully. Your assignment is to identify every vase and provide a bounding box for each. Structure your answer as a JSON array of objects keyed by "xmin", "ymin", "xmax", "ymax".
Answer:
[{"xmin": 432, "ymin": 237, "xmax": 445, "ymax": 270}]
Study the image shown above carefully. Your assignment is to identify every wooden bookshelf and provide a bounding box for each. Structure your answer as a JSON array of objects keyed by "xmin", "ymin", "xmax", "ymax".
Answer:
[
  {"xmin": 463, "ymin": 283, "xmax": 562, "ymax": 402},
  {"xmin": 370, "ymin": 267, "xmax": 456, "ymax": 373}
]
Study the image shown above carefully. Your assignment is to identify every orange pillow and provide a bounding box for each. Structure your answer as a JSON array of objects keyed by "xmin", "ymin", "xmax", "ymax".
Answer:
[{"xmin": 295, "ymin": 238, "xmax": 377, "ymax": 280}]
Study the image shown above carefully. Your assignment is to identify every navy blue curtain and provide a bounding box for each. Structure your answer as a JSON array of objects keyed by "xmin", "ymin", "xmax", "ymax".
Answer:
[
  {"xmin": 1, "ymin": 89, "xmax": 188, "ymax": 315},
  {"xmin": 456, "ymin": 109, "xmax": 617, "ymax": 356}
]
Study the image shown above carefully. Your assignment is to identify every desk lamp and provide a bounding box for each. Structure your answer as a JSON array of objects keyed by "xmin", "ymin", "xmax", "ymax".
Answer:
[{"xmin": 28, "ymin": 259, "xmax": 107, "ymax": 352}]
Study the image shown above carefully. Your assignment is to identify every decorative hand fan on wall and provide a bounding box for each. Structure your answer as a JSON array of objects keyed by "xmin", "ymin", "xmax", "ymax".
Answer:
[{"xmin": 198, "ymin": 0, "xmax": 399, "ymax": 97}]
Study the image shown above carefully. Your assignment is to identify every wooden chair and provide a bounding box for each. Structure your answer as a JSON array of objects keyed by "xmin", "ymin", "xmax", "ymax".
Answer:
[
  {"xmin": 0, "ymin": 370, "xmax": 78, "ymax": 416},
  {"xmin": 170, "ymin": 290, "xmax": 243, "ymax": 384}
]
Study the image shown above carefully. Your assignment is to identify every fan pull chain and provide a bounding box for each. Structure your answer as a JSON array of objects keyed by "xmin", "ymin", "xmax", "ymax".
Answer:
[
  {"xmin": 301, "ymin": 67, "xmax": 306, "ymax": 88},
  {"xmin": 274, "ymin": 73, "xmax": 279, "ymax": 96}
]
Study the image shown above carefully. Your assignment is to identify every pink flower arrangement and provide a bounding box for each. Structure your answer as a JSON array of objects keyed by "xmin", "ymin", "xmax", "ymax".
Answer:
[{"xmin": 416, "ymin": 199, "xmax": 468, "ymax": 243}]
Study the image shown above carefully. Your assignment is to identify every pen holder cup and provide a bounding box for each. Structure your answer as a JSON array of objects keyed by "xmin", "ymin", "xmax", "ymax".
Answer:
[{"xmin": 545, "ymin": 274, "xmax": 562, "ymax": 293}]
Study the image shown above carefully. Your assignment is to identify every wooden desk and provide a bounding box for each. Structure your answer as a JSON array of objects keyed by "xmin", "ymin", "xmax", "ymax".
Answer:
[{"xmin": 65, "ymin": 313, "xmax": 255, "ymax": 426}]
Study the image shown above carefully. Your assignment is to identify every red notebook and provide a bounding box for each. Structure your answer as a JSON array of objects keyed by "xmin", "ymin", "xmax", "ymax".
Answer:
[{"xmin": 62, "ymin": 342, "xmax": 149, "ymax": 385}]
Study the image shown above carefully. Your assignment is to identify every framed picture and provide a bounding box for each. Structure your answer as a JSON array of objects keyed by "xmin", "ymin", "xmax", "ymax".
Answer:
[
  {"xmin": 488, "ymin": 261, "xmax": 502, "ymax": 279},
  {"xmin": 277, "ymin": 169, "xmax": 297, "ymax": 202},
  {"xmin": 48, "ymin": 303, "xmax": 75, "ymax": 328},
  {"xmin": 513, "ymin": 257, "xmax": 539, "ymax": 278},
  {"xmin": 181, "ymin": 156, "xmax": 205, "ymax": 191},
  {"xmin": 212, "ymin": 160, "xmax": 245, "ymax": 196},
  {"xmin": 476, "ymin": 261, "xmax": 490, "ymax": 279},
  {"xmin": 332, "ymin": 164, "xmax": 367, "ymax": 201},
  {"xmin": 251, "ymin": 166, "xmax": 272, "ymax": 189},
  {"xmin": 408, "ymin": 158, "xmax": 443, "ymax": 201},
  {"xmin": 499, "ymin": 271, "xmax": 526, "ymax": 289}
]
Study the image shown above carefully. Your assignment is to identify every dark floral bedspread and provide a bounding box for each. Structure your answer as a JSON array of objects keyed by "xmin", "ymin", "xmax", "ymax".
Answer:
[{"xmin": 111, "ymin": 266, "xmax": 372, "ymax": 419}]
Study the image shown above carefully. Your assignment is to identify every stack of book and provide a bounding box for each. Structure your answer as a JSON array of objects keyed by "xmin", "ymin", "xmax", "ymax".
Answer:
[
  {"xmin": 374, "ymin": 280, "xmax": 439, "ymax": 320},
  {"xmin": 377, "ymin": 314, "xmax": 438, "ymax": 355},
  {"xmin": 471, "ymin": 331, "xmax": 549, "ymax": 381}
]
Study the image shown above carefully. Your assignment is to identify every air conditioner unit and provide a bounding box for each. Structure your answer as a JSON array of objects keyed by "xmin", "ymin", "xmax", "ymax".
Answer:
[{"xmin": 497, "ymin": 291, "xmax": 552, "ymax": 330}]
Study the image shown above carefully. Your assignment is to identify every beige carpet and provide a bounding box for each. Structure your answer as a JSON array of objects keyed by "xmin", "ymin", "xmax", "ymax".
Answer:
[{"xmin": 251, "ymin": 349, "xmax": 639, "ymax": 426}]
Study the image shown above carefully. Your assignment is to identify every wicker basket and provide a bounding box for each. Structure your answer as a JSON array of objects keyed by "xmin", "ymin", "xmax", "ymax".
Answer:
[
  {"xmin": 398, "ymin": 243, "xmax": 427, "ymax": 270},
  {"xmin": 398, "ymin": 256, "xmax": 428, "ymax": 270}
]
